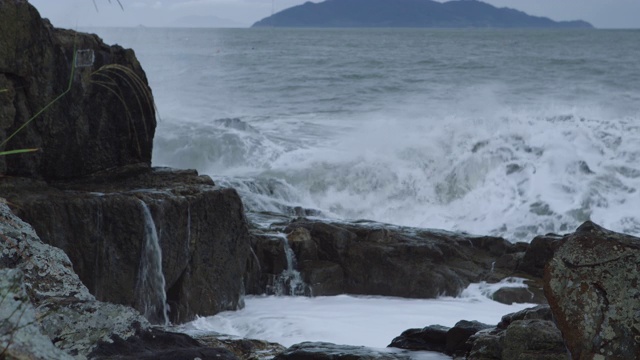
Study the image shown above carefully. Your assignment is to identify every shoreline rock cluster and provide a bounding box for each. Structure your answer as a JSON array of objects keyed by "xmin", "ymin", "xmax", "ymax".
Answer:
[{"xmin": 2, "ymin": 1, "xmax": 639, "ymax": 359}]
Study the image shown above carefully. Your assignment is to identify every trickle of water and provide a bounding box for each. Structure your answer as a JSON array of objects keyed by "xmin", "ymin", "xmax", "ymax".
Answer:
[
  {"xmin": 267, "ymin": 234, "xmax": 309, "ymax": 296},
  {"xmin": 136, "ymin": 200, "xmax": 169, "ymax": 325}
]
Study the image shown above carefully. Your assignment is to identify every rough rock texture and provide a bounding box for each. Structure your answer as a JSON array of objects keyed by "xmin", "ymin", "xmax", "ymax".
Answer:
[
  {"xmin": 388, "ymin": 320, "xmax": 492, "ymax": 357},
  {"xmin": 274, "ymin": 342, "xmax": 411, "ymax": 360},
  {"xmin": 1, "ymin": 200, "xmax": 243, "ymax": 359},
  {"xmin": 0, "ymin": 200, "xmax": 148, "ymax": 358},
  {"xmin": 492, "ymin": 286, "xmax": 542, "ymax": 305},
  {"xmin": 248, "ymin": 218, "xmax": 522, "ymax": 298},
  {"xmin": 390, "ymin": 306, "xmax": 567, "ymax": 359},
  {"xmin": 195, "ymin": 334, "xmax": 287, "ymax": 360},
  {"xmin": 0, "ymin": 0, "xmax": 155, "ymax": 180},
  {"xmin": 90, "ymin": 329, "xmax": 240, "ymax": 360},
  {"xmin": 388, "ymin": 325, "xmax": 449, "ymax": 353},
  {"xmin": 499, "ymin": 319, "xmax": 566, "ymax": 360},
  {"xmin": 446, "ymin": 320, "xmax": 494, "ymax": 356},
  {"xmin": 518, "ymin": 233, "xmax": 566, "ymax": 278},
  {"xmin": 1, "ymin": 166, "xmax": 251, "ymax": 324},
  {"xmin": 544, "ymin": 221, "xmax": 640, "ymax": 359},
  {"xmin": 0, "ymin": 269, "xmax": 73, "ymax": 360}
]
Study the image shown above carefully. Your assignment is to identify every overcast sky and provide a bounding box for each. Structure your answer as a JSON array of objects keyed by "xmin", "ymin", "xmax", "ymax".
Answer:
[{"xmin": 28, "ymin": 0, "xmax": 640, "ymax": 29}]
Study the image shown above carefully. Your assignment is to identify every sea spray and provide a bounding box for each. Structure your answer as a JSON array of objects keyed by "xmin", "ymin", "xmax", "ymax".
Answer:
[
  {"xmin": 135, "ymin": 200, "xmax": 169, "ymax": 325},
  {"xmin": 267, "ymin": 234, "xmax": 308, "ymax": 296}
]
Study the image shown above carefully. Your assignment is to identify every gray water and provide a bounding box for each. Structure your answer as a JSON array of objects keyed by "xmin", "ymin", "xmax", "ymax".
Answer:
[{"xmin": 96, "ymin": 28, "xmax": 640, "ymax": 241}]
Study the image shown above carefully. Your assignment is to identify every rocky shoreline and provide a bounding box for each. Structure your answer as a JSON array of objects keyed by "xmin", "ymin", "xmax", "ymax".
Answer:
[{"xmin": 1, "ymin": 1, "xmax": 639, "ymax": 359}]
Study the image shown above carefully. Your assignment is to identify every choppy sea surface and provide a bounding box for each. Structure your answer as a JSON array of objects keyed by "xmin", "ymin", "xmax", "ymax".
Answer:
[
  {"xmin": 96, "ymin": 28, "xmax": 640, "ymax": 242},
  {"xmin": 94, "ymin": 28, "xmax": 639, "ymax": 352}
]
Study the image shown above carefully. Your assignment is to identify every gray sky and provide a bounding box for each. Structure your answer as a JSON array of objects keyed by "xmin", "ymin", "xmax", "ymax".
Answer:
[{"xmin": 28, "ymin": 0, "xmax": 640, "ymax": 29}]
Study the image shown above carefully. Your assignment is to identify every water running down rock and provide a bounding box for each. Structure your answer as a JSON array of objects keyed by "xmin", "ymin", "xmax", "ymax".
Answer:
[{"xmin": 136, "ymin": 200, "xmax": 169, "ymax": 325}]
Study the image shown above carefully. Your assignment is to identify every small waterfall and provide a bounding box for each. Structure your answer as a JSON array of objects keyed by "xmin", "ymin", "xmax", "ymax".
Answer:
[
  {"xmin": 136, "ymin": 200, "xmax": 169, "ymax": 325},
  {"xmin": 267, "ymin": 234, "xmax": 309, "ymax": 296}
]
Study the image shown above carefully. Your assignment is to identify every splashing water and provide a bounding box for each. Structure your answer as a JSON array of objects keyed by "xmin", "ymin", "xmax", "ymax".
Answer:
[{"xmin": 267, "ymin": 234, "xmax": 309, "ymax": 296}]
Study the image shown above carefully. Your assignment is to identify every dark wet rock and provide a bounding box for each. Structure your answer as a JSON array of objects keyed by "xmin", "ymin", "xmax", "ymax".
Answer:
[
  {"xmin": 388, "ymin": 325, "xmax": 449, "ymax": 353},
  {"xmin": 491, "ymin": 286, "xmax": 538, "ymax": 305},
  {"xmin": 446, "ymin": 320, "xmax": 493, "ymax": 356},
  {"xmin": 251, "ymin": 219, "xmax": 521, "ymax": 298},
  {"xmin": 1, "ymin": 167, "xmax": 251, "ymax": 324},
  {"xmin": 497, "ymin": 305, "xmax": 554, "ymax": 329},
  {"xmin": 544, "ymin": 221, "xmax": 640, "ymax": 359},
  {"xmin": 518, "ymin": 233, "xmax": 566, "ymax": 278},
  {"xmin": 299, "ymin": 260, "xmax": 345, "ymax": 296},
  {"xmin": 288, "ymin": 226, "xmax": 319, "ymax": 262},
  {"xmin": 90, "ymin": 328, "xmax": 239, "ymax": 360},
  {"xmin": 244, "ymin": 233, "xmax": 288, "ymax": 295},
  {"xmin": 0, "ymin": 0, "xmax": 155, "ymax": 180},
  {"xmin": 195, "ymin": 334, "xmax": 287, "ymax": 360},
  {"xmin": 274, "ymin": 342, "xmax": 410, "ymax": 360},
  {"xmin": 388, "ymin": 320, "xmax": 492, "ymax": 356},
  {"xmin": 390, "ymin": 306, "xmax": 566, "ymax": 359},
  {"xmin": 499, "ymin": 319, "xmax": 566, "ymax": 360}
]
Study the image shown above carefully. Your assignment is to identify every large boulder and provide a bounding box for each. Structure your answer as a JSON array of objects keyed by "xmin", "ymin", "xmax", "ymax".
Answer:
[
  {"xmin": 0, "ymin": 0, "xmax": 155, "ymax": 180},
  {"xmin": 544, "ymin": 221, "xmax": 640, "ymax": 359},
  {"xmin": 1, "ymin": 167, "xmax": 251, "ymax": 324},
  {"xmin": 0, "ymin": 200, "xmax": 238, "ymax": 359}
]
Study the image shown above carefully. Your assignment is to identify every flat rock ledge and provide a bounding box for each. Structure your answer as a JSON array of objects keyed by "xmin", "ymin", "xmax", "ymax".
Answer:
[
  {"xmin": 274, "ymin": 342, "xmax": 413, "ymax": 360},
  {"xmin": 246, "ymin": 217, "xmax": 554, "ymax": 302},
  {"xmin": 1, "ymin": 165, "xmax": 251, "ymax": 324}
]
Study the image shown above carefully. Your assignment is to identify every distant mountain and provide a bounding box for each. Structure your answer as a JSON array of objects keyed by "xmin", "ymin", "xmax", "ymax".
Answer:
[{"xmin": 252, "ymin": 0, "xmax": 593, "ymax": 29}]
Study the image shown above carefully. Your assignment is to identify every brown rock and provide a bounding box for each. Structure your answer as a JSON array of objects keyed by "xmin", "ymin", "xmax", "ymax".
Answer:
[
  {"xmin": 2, "ymin": 167, "xmax": 251, "ymax": 324},
  {"xmin": 544, "ymin": 221, "xmax": 640, "ymax": 359},
  {"xmin": 279, "ymin": 220, "xmax": 514, "ymax": 298}
]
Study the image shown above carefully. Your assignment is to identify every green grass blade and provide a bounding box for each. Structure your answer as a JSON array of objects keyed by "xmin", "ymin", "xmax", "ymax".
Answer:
[{"xmin": 0, "ymin": 148, "xmax": 39, "ymax": 156}]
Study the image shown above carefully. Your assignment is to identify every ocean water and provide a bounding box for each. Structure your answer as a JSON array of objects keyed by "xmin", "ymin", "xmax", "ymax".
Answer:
[
  {"xmin": 96, "ymin": 28, "xmax": 640, "ymax": 242},
  {"xmin": 93, "ymin": 28, "xmax": 639, "ymax": 352}
]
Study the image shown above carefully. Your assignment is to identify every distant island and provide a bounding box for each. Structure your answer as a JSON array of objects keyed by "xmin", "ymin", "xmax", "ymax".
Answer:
[{"xmin": 252, "ymin": 0, "xmax": 593, "ymax": 28}]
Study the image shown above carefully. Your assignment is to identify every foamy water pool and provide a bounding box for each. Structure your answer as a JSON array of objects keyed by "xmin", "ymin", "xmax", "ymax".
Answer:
[{"xmin": 178, "ymin": 282, "xmax": 534, "ymax": 358}]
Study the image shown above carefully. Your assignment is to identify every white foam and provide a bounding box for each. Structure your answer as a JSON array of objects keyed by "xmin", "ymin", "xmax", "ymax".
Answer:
[
  {"xmin": 168, "ymin": 100, "xmax": 640, "ymax": 242},
  {"xmin": 180, "ymin": 283, "xmax": 534, "ymax": 349}
]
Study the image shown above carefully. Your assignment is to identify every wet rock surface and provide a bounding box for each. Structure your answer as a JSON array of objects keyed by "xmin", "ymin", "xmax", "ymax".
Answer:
[
  {"xmin": 90, "ymin": 328, "xmax": 240, "ymax": 360},
  {"xmin": 544, "ymin": 221, "xmax": 640, "ymax": 359},
  {"xmin": 389, "ymin": 305, "xmax": 567, "ymax": 359},
  {"xmin": 247, "ymin": 218, "xmax": 531, "ymax": 298},
  {"xmin": 2, "ymin": 166, "xmax": 251, "ymax": 324},
  {"xmin": 388, "ymin": 325, "xmax": 450, "ymax": 353},
  {"xmin": 195, "ymin": 334, "xmax": 287, "ymax": 360},
  {"xmin": 274, "ymin": 342, "xmax": 411, "ymax": 360}
]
